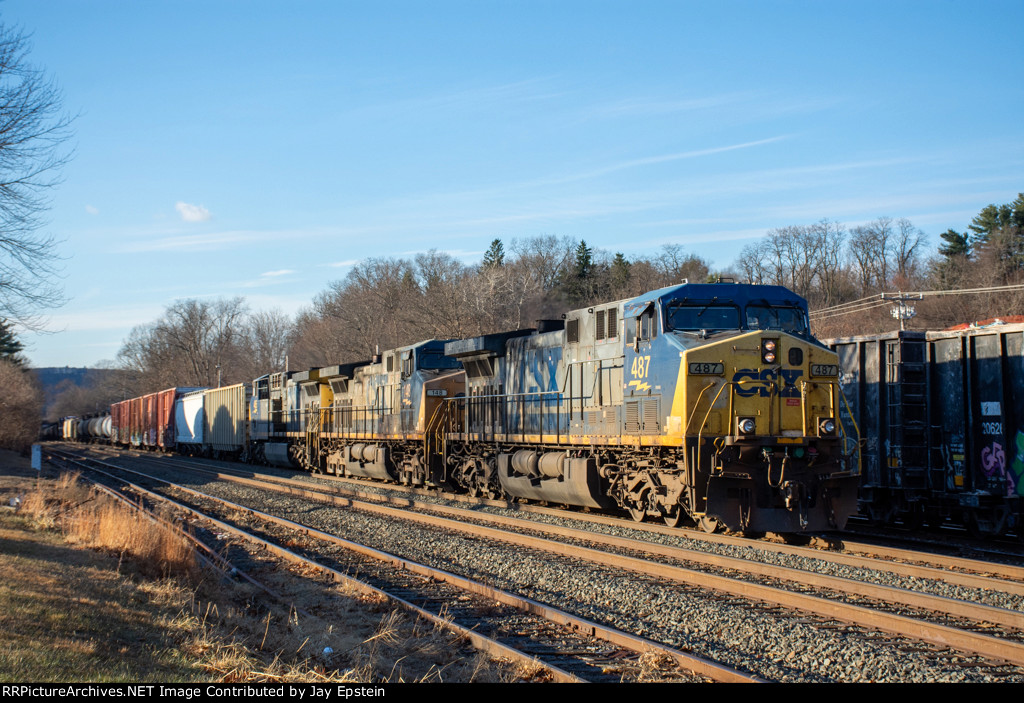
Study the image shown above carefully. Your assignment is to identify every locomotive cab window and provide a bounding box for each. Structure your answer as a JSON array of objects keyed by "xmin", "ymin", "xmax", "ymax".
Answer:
[
  {"xmin": 626, "ymin": 307, "xmax": 658, "ymax": 344},
  {"xmin": 419, "ymin": 350, "xmax": 462, "ymax": 370},
  {"xmin": 665, "ymin": 303, "xmax": 740, "ymax": 332},
  {"xmin": 745, "ymin": 305, "xmax": 808, "ymax": 335}
]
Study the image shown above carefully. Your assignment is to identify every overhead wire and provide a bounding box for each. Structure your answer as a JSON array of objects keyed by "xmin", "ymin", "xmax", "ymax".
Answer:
[{"xmin": 809, "ymin": 282, "xmax": 1024, "ymax": 320}]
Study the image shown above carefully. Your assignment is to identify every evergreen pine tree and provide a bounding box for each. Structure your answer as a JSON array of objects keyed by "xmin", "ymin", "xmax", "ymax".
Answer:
[
  {"xmin": 481, "ymin": 238, "xmax": 505, "ymax": 269},
  {"xmin": 610, "ymin": 252, "xmax": 631, "ymax": 294},
  {"xmin": 0, "ymin": 319, "xmax": 26, "ymax": 366},
  {"xmin": 573, "ymin": 240, "xmax": 593, "ymax": 279},
  {"xmin": 938, "ymin": 229, "xmax": 970, "ymax": 258}
]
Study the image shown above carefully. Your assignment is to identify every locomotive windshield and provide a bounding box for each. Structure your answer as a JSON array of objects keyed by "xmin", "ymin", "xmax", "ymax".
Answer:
[
  {"xmin": 419, "ymin": 350, "xmax": 462, "ymax": 370},
  {"xmin": 745, "ymin": 305, "xmax": 808, "ymax": 335},
  {"xmin": 665, "ymin": 303, "xmax": 741, "ymax": 332}
]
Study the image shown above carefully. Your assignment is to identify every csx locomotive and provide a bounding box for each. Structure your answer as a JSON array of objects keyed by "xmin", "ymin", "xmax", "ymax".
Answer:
[
  {"xmin": 108, "ymin": 281, "xmax": 861, "ymax": 537},
  {"xmin": 246, "ymin": 280, "xmax": 860, "ymax": 536}
]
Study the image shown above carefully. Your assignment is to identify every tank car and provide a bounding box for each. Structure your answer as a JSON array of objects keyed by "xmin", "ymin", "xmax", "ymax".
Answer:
[{"xmin": 441, "ymin": 281, "xmax": 860, "ymax": 536}]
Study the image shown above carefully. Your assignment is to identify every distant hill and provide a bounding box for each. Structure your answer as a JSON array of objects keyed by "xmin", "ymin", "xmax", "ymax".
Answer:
[
  {"xmin": 31, "ymin": 367, "xmax": 120, "ymax": 420},
  {"xmin": 32, "ymin": 366, "xmax": 108, "ymax": 389}
]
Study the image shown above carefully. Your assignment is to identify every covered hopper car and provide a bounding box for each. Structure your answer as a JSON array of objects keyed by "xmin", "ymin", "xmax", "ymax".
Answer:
[{"xmin": 825, "ymin": 324, "xmax": 1024, "ymax": 538}]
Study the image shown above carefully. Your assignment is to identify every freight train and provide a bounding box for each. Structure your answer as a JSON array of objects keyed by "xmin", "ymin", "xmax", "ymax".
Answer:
[
  {"xmin": 824, "ymin": 324, "xmax": 1024, "ymax": 538},
  {"xmin": 66, "ymin": 281, "xmax": 862, "ymax": 539}
]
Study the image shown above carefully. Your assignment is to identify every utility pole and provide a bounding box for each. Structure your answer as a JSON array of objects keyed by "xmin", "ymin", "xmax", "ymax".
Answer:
[{"xmin": 881, "ymin": 292, "xmax": 923, "ymax": 331}]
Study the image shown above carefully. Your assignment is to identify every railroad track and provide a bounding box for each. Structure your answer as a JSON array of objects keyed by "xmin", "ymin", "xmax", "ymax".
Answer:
[
  {"xmin": 50, "ymin": 444, "xmax": 1024, "ymax": 682},
  {"xmin": 47, "ymin": 446, "xmax": 754, "ymax": 683},
  {"xmin": 82, "ymin": 443, "xmax": 1024, "ymax": 596}
]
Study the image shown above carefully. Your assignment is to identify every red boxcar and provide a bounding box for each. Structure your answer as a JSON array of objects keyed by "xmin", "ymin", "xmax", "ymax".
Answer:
[
  {"xmin": 110, "ymin": 400, "xmax": 129, "ymax": 445},
  {"xmin": 112, "ymin": 387, "xmax": 206, "ymax": 451}
]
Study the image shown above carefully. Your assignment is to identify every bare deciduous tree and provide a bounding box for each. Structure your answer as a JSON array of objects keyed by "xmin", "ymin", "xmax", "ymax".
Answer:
[
  {"xmin": 117, "ymin": 298, "xmax": 259, "ymax": 391},
  {"xmin": 848, "ymin": 217, "xmax": 893, "ymax": 293},
  {"xmin": 0, "ymin": 24, "xmax": 73, "ymax": 328},
  {"xmin": 0, "ymin": 358, "xmax": 43, "ymax": 452},
  {"xmin": 242, "ymin": 308, "xmax": 292, "ymax": 376}
]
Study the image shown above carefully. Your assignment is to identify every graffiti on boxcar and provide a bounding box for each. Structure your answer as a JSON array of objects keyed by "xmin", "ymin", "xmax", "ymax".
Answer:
[
  {"xmin": 981, "ymin": 441, "xmax": 1005, "ymax": 475},
  {"xmin": 1012, "ymin": 431, "xmax": 1024, "ymax": 497},
  {"xmin": 981, "ymin": 440, "xmax": 1006, "ymax": 481},
  {"xmin": 941, "ymin": 439, "xmax": 965, "ymax": 491},
  {"xmin": 979, "ymin": 436, "xmax": 1024, "ymax": 497}
]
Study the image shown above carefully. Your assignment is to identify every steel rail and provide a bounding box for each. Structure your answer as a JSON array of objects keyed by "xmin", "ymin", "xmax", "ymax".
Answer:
[
  {"xmin": 57, "ymin": 450, "xmax": 759, "ymax": 683},
  {"xmin": 78, "ymin": 443, "xmax": 1024, "ymax": 591},
  {"xmin": 70, "ymin": 448, "xmax": 1024, "ymax": 668},
  {"xmin": 68, "ymin": 464, "xmax": 312, "ymax": 618},
  {"xmin": 123, "ymin": 451, "xmax": 1024, "ymax": 628},
  {"xmin": 51, "ymin": 451, "xmax": 587, "ymax": 684},
  {"xmin": 834, "ymin": 538, "xmax": 1024, "ymax": 582}
]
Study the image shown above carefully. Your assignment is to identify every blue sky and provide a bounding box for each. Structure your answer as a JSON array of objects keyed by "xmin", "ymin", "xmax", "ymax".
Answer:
[{"xmin": 5, "ymin": 0, "xmax": 1022, "ymax": 367}]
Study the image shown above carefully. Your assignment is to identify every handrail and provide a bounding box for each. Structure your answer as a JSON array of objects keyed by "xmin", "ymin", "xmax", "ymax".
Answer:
[{"xmin": 836, "ymin": 383, "xmax": 863, "ymax": 476}]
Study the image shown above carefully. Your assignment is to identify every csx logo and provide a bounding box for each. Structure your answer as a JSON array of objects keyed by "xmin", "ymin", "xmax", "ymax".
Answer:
[{"xmin": 732, "ymin": 368, "xmax": 803, "ymax": 397}]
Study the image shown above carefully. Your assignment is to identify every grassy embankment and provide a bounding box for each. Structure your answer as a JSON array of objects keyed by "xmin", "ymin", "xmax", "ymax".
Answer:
[{"xmin": 0, "ymin": 448, "xmax": 522, "ymax": 683}]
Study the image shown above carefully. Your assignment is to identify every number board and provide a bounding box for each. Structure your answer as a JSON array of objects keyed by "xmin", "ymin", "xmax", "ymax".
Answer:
[{"xmin": 688, "ymin": 362, "xmax": 724, "ymax": 375}]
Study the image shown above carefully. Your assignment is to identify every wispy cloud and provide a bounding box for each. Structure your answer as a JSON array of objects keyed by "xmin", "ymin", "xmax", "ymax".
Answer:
[
  {"xmin": 237, "ymin": 269, "xmax": 300, "ymax": 288},
  {"xmin": 592, "ymin": 92, "xmax": 754, "ymax": 118},
  {"xmin": 117, "ymin": 223, "xmax": 394, "ymax": 254},
  {"xmin": 175, "ymin": 201, "xmax": 212, "ymax": 222},
  {"xmin": 85, "ymin": 204, "xmax": 99, "ymax": 215},
  {"xmin": 546, "ymin": 136, "xmax": 791, "ymax": 184},
  {"xmin": 119, "ymin": 229, "xmax": 262, "ymax": 252},
  {"xmin": 41, "ymin": 304, "xmax": 167, "ymax": 332},
  {"xmin": 356, "ymin": 77, "xmax": 567, "ymax": 118}
]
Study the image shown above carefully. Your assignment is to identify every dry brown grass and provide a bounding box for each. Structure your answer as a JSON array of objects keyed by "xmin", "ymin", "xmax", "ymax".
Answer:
[
  {"xmin": 65, "ymin": 501, "xmax": 197, "ymax": 578},
  {"xmin": 2, "ymin": 463, "xmax": 527, "ymax": 683},
  {"xmin": 18, "ymin": 470, "xmax": 196, "ymax": 579}
]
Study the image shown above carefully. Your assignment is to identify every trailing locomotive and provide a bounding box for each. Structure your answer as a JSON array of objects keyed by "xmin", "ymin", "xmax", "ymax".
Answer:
[{"xmin": 102, "ymin": 281, "xmax": 861, "ymax": 538}]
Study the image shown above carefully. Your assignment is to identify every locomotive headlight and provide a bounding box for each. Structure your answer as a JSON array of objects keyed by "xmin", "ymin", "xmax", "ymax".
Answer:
[
  {"xmin": 762, "ymin": 339, "xmax": 778, "ymax": 365},
  {"xmin": 737, "ymin": 417, "xmax": 756, "ymax": 435},
  {"xmin": 818, "ymin": 417, "xmax": 837, "ymax": 436}
]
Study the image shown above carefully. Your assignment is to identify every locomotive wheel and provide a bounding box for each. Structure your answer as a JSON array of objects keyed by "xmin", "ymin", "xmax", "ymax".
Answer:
[
  {"xmin": 698, "ymin": 516, "xmax": 720, "ymax": 534},
  {"xmin": 629, "ymin": 507, "xmax": 646, "ymax": 522},
  {"xmin": 662, "ymin": 508, "xmax": 685, "ymax": 528}
]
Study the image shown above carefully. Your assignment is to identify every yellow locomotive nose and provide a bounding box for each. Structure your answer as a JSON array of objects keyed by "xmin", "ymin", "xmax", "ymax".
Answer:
[{"xmin": 671, "ymin": 329, "xmax": 857, "ymax": 534}]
